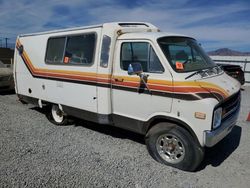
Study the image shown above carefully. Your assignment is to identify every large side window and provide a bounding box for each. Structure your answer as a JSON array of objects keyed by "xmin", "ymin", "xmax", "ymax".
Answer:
[
  {"xmin": 120, "ymin": 42, "xmax": 164, "ymax": 73},
  {"xmin": 46, "ymin": 37, "xmax": 66, "ymax": 64},
  {"xmin": 65, "ymin": 34, "xmax": 95, "ymax": 65},
  {"xmin": 45, "ymin": 33, "xmax": 96, "ymax": 66}
]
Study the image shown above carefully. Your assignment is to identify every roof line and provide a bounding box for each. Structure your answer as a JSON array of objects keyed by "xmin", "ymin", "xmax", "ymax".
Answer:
[{"xmin": 19, "ymin": 24, "xmax": 103, "ymax": 37}]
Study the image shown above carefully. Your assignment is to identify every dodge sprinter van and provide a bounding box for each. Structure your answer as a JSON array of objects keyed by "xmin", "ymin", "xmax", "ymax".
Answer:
[{"xmin": 14, "ymin": 22, "xmax": 241, "ymax": 171}]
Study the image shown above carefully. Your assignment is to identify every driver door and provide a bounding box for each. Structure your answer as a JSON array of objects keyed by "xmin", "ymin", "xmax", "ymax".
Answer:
[{"xmin": 111, "ymin": 40, "xmax": 173, "ymax": 133}]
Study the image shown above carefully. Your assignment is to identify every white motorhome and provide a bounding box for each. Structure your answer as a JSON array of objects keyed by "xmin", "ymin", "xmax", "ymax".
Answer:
[{"xmin": 14, "ymin": 22, "xmax": 241, "ymax": 171}]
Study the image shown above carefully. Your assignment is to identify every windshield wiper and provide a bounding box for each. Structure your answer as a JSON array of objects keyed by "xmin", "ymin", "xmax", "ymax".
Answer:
[
  {"xmin": 185, "ymin": 65, "xmax": 222, "ymax": 80},
  {"xmin": 185, "ymin": 69, "xmax": 205, "ymax": 80}
]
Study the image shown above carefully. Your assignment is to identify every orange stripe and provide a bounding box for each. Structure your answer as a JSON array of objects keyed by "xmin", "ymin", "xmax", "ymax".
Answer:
[{"xmin": 17, "ymin": 41, "xmax": 228, "ymax": 99}]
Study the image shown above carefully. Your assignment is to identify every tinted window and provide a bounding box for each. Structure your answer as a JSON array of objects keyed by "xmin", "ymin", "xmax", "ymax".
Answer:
[
  {"xmin": 121, "ymin": 42, "xmax": 164, "ymax": 73},
  {"xmin": 100, "ymin": 35, "xmax": 111, "ymax": 68},
  {"xmin": 46, "ymin": 37, "xmax": 66, "ymax": 63}
]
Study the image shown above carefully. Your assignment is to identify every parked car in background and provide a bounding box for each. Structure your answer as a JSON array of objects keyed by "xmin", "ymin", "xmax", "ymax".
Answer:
[
  {"xmin": 0, "ymin": 60, "xmax": 14, "ymax": 91},
  {"xmin": 217, "ymin": 64, "xmax": 245, "ymax": 85}
]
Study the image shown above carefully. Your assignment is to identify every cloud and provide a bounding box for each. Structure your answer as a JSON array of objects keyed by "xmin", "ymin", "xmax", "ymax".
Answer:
[
  {"xmin": 0, "ymin": 0, "xmax": 249, "ymax": 51},
  {"xmin": 86, "ymin": 0, "xmax": 250, "ymax": 51}
]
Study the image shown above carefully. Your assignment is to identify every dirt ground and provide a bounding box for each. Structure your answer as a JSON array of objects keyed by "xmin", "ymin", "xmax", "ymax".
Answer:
[{"xmin": 0, "ymin": 86, "xmax": 250, "ymax": 187}]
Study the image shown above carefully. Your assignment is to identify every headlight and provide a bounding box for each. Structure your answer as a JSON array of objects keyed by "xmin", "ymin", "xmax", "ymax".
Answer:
[{"xmin": 213, "ymin": 107, "xmax": 222, "ymax": 129}]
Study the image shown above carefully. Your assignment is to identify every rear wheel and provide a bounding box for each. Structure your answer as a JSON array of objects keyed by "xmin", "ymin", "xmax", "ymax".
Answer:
[
  {"xmin": 46, "ymin": 104, "xmax": 69, "ymax": 126},
  {"xmin": 146, "ymin": 123, "xmax": 204, "ymax": 171}
]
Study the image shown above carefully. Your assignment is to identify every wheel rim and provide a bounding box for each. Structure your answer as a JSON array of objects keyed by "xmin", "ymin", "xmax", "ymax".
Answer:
[
  {"xmin": 51, "ymin": 105, "xmax": 64, "ymax": 123},
  {"xmin": 156, "ymin": 134, "xmax": 185, "ymax": 164}
]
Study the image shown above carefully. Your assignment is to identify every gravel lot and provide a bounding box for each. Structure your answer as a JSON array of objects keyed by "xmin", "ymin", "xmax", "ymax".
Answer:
[{"xmin": 0, "ymin": 87, "xmax": 250, "ymax": 188}]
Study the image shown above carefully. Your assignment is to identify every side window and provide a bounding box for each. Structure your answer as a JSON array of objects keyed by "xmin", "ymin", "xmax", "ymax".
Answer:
[
  {"xmin": 64, "ymin": 34, "xmax": 96, "ymax": 65},
  {"xmin": 46, "ymin": 37, "xmax": 66, "ymax": 64},
  {"xmin": 45, "ymin": 33, "xmax": 96, "ymax": 66},
  {"xmin": 120, "ymin": 42, "xmax": 164, "ymax": 73},
  {"xmin": 149, "ymin": 47, "xmax": 164, "ymax": 73},
  {"xmin": 121, "ymin": 43, "xmax": 132, "ymax": 63},
  {"xmin": 100, "ymin": 35, "xmax": 111, "ymax": 68}
]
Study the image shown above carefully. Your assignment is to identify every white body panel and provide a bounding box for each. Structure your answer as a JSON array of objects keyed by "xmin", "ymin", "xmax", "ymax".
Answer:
[
  {"xmin": 112, "ymin": 39, "xmax": 173, "ymax": 120},
  {"xmin": 16, "ymin": 28, "xmax": 102, "ymax": 113},
  {"xmin": 14, "ymin": 22, "xmax": 241, "ymax": 147}
]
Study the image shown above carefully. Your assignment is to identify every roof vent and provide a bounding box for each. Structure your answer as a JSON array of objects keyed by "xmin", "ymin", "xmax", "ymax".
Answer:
[{"xmin": 118, "ymin": 23, "xmax": 149, "ymax": 28}]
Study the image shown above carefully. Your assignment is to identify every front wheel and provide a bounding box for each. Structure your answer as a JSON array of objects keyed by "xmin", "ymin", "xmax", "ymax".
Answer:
[{"xmin": 145, "ymin": 123, "xmax": 204, "ymax": 171}]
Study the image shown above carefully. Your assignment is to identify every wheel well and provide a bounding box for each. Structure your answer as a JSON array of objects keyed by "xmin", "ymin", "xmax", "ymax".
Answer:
[{"xmin": 145, "ymin": 117, "xmax": 200, "ymax": 146}]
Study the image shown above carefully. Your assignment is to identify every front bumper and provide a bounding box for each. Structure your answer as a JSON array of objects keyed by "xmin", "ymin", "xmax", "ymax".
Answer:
[{"xmin": 204, "ymin": 100, "xmax": 240, "ymax": 147}]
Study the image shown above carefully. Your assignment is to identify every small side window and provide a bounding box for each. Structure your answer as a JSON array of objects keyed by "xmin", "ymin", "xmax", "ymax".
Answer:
[
  {"xmin": 46, "ymin": 37, "xmax": 66, "ymax": 64},
  {"xmin": 100, "ymin": 35, "xmax": 111, "ymax": 68}
]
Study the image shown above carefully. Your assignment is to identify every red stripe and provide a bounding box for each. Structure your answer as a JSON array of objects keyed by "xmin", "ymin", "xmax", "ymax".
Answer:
[{"xmin": 18, "ymin": 45, "xmax": 226, "ymax": 100}]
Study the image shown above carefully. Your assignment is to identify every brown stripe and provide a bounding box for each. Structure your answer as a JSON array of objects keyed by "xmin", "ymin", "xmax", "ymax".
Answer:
[{"xmin": 16, "ymin": 43, "xmax": 225, "ymax": 101}]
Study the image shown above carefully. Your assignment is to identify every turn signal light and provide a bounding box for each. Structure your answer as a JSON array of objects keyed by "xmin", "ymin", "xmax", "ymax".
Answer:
[{"xmin": 195, "ymin": 112, "xmax": 206, "ymax": 120}]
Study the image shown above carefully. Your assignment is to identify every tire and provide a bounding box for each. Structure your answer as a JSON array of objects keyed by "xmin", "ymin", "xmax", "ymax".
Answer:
[
  {"xmin": 145, "ymin": 122, "xmax": 204, "ymax": 171},
  {"xmin": 46, "ymin": 104, "xmax": 69, "ymax": 126}
]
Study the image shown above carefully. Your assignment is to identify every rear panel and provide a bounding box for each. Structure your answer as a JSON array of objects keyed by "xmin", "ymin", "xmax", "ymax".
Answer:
[{"xmin": 15, "ymin": 27, "xmax": 102, "ymax": 113}]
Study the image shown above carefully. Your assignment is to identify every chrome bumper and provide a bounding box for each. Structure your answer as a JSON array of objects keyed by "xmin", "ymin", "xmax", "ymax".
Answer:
[{"xmin": 204, "ymin": 102, "xmax": 240, "ymax": 147}]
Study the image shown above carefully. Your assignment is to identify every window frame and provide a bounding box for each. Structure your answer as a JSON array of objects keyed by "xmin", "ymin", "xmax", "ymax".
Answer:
[
  {"xmin": 45, "ymin": 36, "xmax": 67, "ymax": 65},
  {"xmin": 120, "ymin": 41, "xmax": 165, "ymax": 74},
  {"xmin": 45, "ymin": 32, "xmax": 97, "ymax": 67}
]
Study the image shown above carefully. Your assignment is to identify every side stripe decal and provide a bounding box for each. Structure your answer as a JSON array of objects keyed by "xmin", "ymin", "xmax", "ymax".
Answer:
[{"xmin": 16, "ymin": 40, "xmax": 228, "ymax": 101}]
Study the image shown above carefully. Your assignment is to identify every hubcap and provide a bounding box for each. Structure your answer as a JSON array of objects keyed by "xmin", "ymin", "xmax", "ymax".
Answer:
[
  {"xmin": 51, "ymin": 105, "xmax": 64, "ymax": 123},
  {"xmin": 156, "ymin": 134, "xmax": 185, "ymax": 164}
]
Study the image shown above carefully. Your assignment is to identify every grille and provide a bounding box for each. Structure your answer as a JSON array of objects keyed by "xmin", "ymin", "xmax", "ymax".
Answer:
[{"xmin": 221, "ymin": 91, "xmax": 241, "ymax": 120}]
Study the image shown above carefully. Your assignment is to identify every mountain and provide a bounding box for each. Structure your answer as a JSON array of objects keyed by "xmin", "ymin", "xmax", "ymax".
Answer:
[{"xmin": 207, "ymin": 48, "xmax": 250, "ymax": 56}]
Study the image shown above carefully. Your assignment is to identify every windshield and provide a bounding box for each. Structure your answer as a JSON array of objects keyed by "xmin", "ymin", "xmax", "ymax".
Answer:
[{"xmin": 157, "ymin": 37, "xmax": 216, "ymax": 73}]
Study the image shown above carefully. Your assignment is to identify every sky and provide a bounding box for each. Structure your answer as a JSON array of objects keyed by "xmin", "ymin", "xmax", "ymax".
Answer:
[{"xmin": 0, "ymin": 0, "xmax": 250, "ymax": 52}]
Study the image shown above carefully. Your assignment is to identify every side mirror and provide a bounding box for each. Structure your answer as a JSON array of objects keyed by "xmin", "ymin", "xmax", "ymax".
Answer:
[
  {"xmin": 128, "ymin": 63, "xmax": 143, "ymax": 75},
  {"xmin": 127, "ymin": 63, "xmax": 151, "ymax": 93}
]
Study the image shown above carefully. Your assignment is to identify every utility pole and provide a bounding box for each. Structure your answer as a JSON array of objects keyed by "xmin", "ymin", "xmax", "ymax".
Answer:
[{"xmin": 5, "ymin": 38, "xmax": 9, "ymax": 48}]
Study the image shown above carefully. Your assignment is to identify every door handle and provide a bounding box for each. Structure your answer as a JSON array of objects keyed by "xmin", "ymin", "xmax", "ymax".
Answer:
[{"xmin": 114, "ymin": 78, "xmax": 124, "ymax": 82}]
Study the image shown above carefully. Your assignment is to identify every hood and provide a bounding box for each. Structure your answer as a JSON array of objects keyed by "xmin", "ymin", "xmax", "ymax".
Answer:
[
  {"xmin": 0, "ymin": 68, "xmax": 13, "ymax": 77},
  {"xmin": 197, "ymin": 72, "xmax": 241, "ymax": 102}
]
